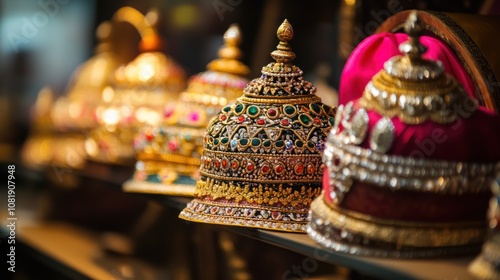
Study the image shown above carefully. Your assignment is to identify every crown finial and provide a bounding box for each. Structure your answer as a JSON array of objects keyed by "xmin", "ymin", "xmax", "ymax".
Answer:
[
  {"xmin": 217, "ymin": 24, "xmax": 242, "ymax": 60},
  {"xmin": 399, "ymin": 11, "xmax": 427, "ymax": 60},
  {"xmin": 224, "ymin": 24, "xmax": 241, "ymax": 48},
  {"xmin": 207, "ymin": 24, "xmax": 249, "ymax": 76},
  {"xmin": 271, "ymin": 19, "xmax": 296, "ymax": 63}
]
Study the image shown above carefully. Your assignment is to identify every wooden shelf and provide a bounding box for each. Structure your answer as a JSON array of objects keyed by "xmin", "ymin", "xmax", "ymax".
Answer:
[
  {"xmin": 18, "ymin": 164, "xmax": 479, "ymax": 280},
  {"xmin": 18, "ymin": 222, "xmax": 164, "ymax": 280},
  {"xmin": 227, "ymin": 227, "xmax": 475, "ymax": 280},
  {"xmin": 146, "ymin": 195, "xmax": 477, "ymax": 280}
]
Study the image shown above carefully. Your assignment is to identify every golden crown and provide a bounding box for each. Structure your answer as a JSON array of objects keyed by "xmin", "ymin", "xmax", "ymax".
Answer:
[
  {"xmin": 123, "ymin": 24, "xmax": 249, "ymax": 196},
  {"xmin": 86, "ymin": 8, "xmax": 186, "ymax": 165},
  {"xmin": 179, "ymin": 20, "xmax": 336, "ymax": 232}
]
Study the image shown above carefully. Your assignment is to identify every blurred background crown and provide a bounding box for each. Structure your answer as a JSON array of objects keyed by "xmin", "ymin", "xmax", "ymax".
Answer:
[
  {"xmin": 22, "ymin": 20, "xmax": 122, "ymax": 171},
  {"xmin": 123, "ymin": 24, "xmax": 249, "ymax": 196},
  {"xmin": 308, "ymin": 11, "xmax": 500, "ymax": 258},
  {"xmin": 179, "ymin": 20, "xmax": 336, "ymax": 233},
  {"xmin": 85, "ymin": 7, "xmax": 186, "ymax": 165}
]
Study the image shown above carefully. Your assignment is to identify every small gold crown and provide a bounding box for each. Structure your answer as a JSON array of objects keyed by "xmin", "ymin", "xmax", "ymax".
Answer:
[{"xmin": 125, "ymin": 24, "xmax": 249, "ymax": 195}]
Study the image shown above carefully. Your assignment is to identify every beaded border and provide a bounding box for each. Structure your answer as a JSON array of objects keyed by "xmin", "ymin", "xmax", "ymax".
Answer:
[
  {"xmin": 324, "ymin": 132, "xmax": 499, "ymax": 196},
  {"xmin": 307, "ymin": 198, "xmax": 485, "ymax": 258},
  {"xmin": 200, "ymin": 151, "xmax": 323, "ymax": 184},
  {"xmin": 359, "ymin": 75, "xmax": 477, "ymax": 125},
  {"xmin": 179, "ymin": 199, "xmax": 308, "ymax": 232}
]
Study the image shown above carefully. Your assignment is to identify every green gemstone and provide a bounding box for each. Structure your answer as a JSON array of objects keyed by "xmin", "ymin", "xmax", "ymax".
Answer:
[
  {"xmin": 213, "ymin": 139, "xmax": 220, "ymax": 145},
  {"xmin": 221, "ymin": 137, "xmax": 229, "ymax": 144},
  {"xmin": 299, "ymin": 114, "xmax": 311, "ymax": 124},
  {"xmin": 307, "ymin": 141, "xmax": 315, "ymax": 149},
  {"xmin": 295, "ymin": 140, "xmax": 303, "ymax": 148},
  {"xmin": 251, "ymin": 138, "xmax": 261, "ymax": 147},
  {"xmin": 322, "ymin": 104, "xmax": 332, "ymax": 115},
  {"xmin": 223, "ymin": 106, "xmax": 231, "ymax": 113},
  {"xmin": 329, "ymin": 117, "xmax": 335, "ymax": 125},
  {"xmin": 275, "ymin": 140, "xmax": 284, "ymax": 148},
  {"xmin": 239, "ymin": 139, "xmax": 249, "ymax": 146},
  {"xmin": 147, "ymin": 174, "xmax": 161, "ymax": 183},
  {"xmin": 310, "ymin": 103, "xmax": 321, "ymax": 115},
  {"xmin": 284, "ymin": 105, "xmax": 296, "ymax": 115},
  {"xmin": 235, "ymin": 103, "xmax": 245, "ymax": 114},
  {"xmin": 263, "ymin": 140, "xmax": 271, "ymax": 147},
  {"xmin": 247, "ymin": 106, "xmax": 259, "ymax": 116}
]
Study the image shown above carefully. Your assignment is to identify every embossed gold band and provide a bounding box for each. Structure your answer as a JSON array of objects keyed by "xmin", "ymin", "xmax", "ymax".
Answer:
[
  {"xmin": 238, "ymin": 95, "xmax": 321, "ymax": 105},
  {"xmin": 194, "ymin": 178, "xmax": 321, "ymax": 207},
  {"xmin": 311, "ymin": 197, "xmax": 486, "ymax": 247}
]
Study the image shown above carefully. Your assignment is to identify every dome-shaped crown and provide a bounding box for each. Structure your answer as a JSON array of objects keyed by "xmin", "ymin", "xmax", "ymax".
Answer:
[
  {"xmin": 308, "ymin": 11, "xmax": 500, "ymax": 258},
  {"xmin": 124, "ymin": 24, "xmax": 249, "ymax": 196},
  {"xmin": 179, "ymin": 20, "xmax": 336, "ymax": 232}
]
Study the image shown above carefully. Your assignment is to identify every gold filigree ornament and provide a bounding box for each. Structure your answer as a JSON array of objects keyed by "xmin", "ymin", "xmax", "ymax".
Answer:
[
  {"xmin": 307, "ymin": 11, "xmax": 500, "ymax": 258},
  {"xmin": 123, "ymin": 24, "xmax": 249, "ymax": 196},
  {"xmin": 179, "ymin": 20, "xmax": 336, "ymax": 232},
  {"xmin": 85, "ymin": 7, "xmax": 186, "ymax": 165}
]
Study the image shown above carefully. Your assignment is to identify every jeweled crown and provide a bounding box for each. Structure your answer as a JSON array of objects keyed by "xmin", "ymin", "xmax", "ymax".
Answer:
[
  {"xmin": 86, "ymin": 9, "xmax": 186, "ymax": 164},
  {"xmin": 179, "ymin": 20, "xmax": 336, "ymax": 232},
  {"xmin": 308, "ymin": 11, "xmax": 500, "ymax": 258},
  {"xmin": 124, "ymin": 25, "xmax": 249, "ymax": 195}
]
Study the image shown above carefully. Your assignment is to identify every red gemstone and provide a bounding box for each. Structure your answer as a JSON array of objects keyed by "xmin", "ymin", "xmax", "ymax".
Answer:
[
  {"xmin": 222, "ymin": 159, "xmax": 228, "ymax": 168},
  {"xmin": 262, "ymin": 165, "xmax": 270, "ymax": 173},
  {"xmin": 275, "ymin": 165, "xmax": 284, "ymax": 174},
  {"xmin": 301, "ymin": 106, "xmax": 309, "ymax": 113},
  {"xmin": 268, "ymin": 108, "xmax": 277, "ymax": 117},
  {"xmin": 257, "ymin": 118, "xmax": 265, "ymax": 125},
  {"xmin": 314, "ymin": 118, "xmax": 321, "ymax": 124},
  {"xmin": 296, "ymin": 163, "xmax": 304, "ymax": 174},
  {"xmin": 220, "ymin": 115, "xmax": 227, "ymax": 121},
  {"xmin": 164, "ymin": 107, "xmax": 174, "ymax": 118},
  {"xmin": 333, "ymin": 155, "xmax": 341, "ymax": 167},
  {"xmin": 168, "ymin": 140, "xmax": 180, "ymax": 151},
  {"xmin": 231, "ymin": 160, "xmax": 239, "ymax": 170},
  {"xmin": 238, "ymin": 115, "xmax": 245, "ymax": 123},
  {"xmin": 281, "ymin": 119, "xmax": 290, "ymax": 126},
  {"xmin": 271, "ymin": 211, "xmax": 282, "ymax": 220},
  {"xmin": 247, "ymin": 162, "xmax": 254, "ymax": 171},
  {"xmin": 215, "ymin": 160, "xmax": 220, "ymax": 168},
  {"xmin": 145, "ymin": 133, "xmax": 154, "ymax": 141},
  {"xmin": 307, "ymin": 164, "xmax": 315, "ymax": 174}
]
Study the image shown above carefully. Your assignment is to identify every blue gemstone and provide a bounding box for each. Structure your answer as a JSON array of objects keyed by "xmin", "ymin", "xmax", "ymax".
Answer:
[
  {"xmin": 285, "ymin": 140, "xmax": 293, "ymax": 150},
  {"xmin": 230, "ymin": 139, "xmax": 237, "ymax": 150},
  {"xmin": 316, "ymin": 141, "xmax": 325, "ymax": 152}
]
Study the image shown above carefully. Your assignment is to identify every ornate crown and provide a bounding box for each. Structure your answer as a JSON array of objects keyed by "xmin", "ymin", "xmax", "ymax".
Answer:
[
  {"xmin": 23, "ymin": 22, "xmax": 119, "ymax": 170},
  {"xmin": 123, "ymin": 24, "xmax": 249, "ymax": 196},
  {"xmin": 179, "ymin": 20, "xmax": 336, "ymax": 232},
  {"xmin": 52, "ymin": 21, "xmax": 120, "ymax": 132},
  {"xmin": 85, "ymin": 9, "xmax": 186, "ymax": 165},
  {"xmin": 308, "ymin": 12, "xmax": 500, "ymax": 258}
]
